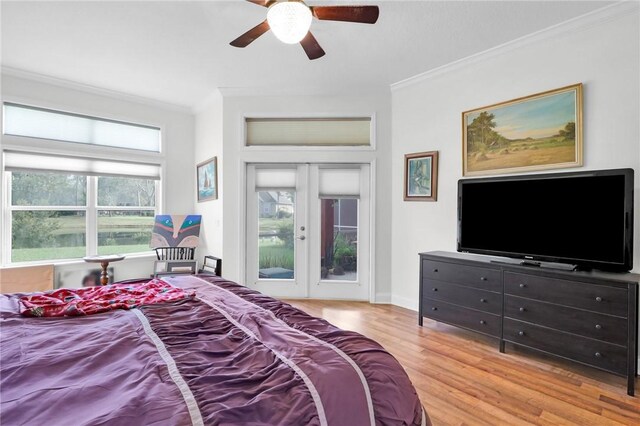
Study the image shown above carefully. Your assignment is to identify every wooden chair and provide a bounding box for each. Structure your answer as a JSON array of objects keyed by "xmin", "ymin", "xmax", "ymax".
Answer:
[
  {"xmin": 200, "ymin": 255, "xmax": 222, "ymax": 276},
  {"xmin": 154, "ymin": 247, "xmax": 195, "ymax": 261}
]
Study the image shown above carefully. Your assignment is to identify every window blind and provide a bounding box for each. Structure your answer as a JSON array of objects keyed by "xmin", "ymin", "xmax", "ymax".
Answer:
[
  {"xmin": 319, "ymin": 168, "xmax": 360, "ymax": 197},
  {"xmin": 4, "ymin": 151, "xmax": 161, "ymax": 180},
  {"xmin": 3, "ymin": 103, "xmax": 161, "ymax": 152},
  {"xmin": 254, "ymin": 168, "xmax": 297, "ymax": 189},
  {"xmin": 246, "ymin": 118, "xmax": 371, "ymax": 147}
]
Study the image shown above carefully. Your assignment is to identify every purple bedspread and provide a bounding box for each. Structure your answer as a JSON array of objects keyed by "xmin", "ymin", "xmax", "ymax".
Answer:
[{"xmin": 1, "ymin": 275, "xmax": 427, "ymax": 425}]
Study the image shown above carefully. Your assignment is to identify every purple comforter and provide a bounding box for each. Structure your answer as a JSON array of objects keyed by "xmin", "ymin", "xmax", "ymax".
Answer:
[{"xmin": 1, "ymin": 275, "xmax": 427, "ymax": 425}]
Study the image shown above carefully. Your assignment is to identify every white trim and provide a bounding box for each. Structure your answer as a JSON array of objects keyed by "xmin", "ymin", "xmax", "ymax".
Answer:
[
  {"xmin": 373, "ymin": 293, "xmax": 391, "ymax": 304},
  {"xmin": 2, "ymin": 66, "xmax": 192, "ymax": 114},
  {"xmin": 390, "ymin": 1, "xmax": 639, "ymax": 91},
  {"xmin": 369, "ymin": 159, "xmax": 377, "ymax": 304},
  {"xmin": 196, "ymin": 295, "xmax": 328, "ymax": 426},
  {"xmin": 391, "ymin": 294, "xmax": 419, "ymax": 312},
  {"xmin": 132, "ymin": 309, "xmax": 204, "ymax": 426},
  {"xmin": 86, "ymin": 177, "xmax": 97, "ymax": 256}
]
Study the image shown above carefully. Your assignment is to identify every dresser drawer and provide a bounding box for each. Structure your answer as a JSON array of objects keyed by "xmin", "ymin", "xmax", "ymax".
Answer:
[
  {"xmin": 504, "ymin": 272, "xmax": 628, "ymax": 317},
  {"xmin": 422, "ymin": 298, "xmax": 501, "ymax": 337},
  {"xmin": 422, "ymin": 259, "xmax": 501, "ymax": 292},
  {"xmin": 504, "ymin": 295, "xmax": 627, "ymax": 346},
  {"xmin": 503, "ymin": 318, "xmax": 627, "ymax": 375},
  {"xmin": 423, "ymin": 280, "xmax": 502, "ymax": 315}
]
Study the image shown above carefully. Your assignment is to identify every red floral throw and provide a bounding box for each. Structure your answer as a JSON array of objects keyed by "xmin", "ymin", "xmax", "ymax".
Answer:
[{"xmin": 20, "ymin": 279, "xmax": 191, "ymax": 317}]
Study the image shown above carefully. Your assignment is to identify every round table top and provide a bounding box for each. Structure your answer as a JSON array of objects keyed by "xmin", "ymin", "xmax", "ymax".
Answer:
[{"xmin": 83, "ymin": 255, "xmax": 126, "ymax": 263}]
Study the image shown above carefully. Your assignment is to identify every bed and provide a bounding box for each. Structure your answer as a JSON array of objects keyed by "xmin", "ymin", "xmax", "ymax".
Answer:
[{"xmin": 1, "ymin": 274, "xmax": 428, "ymax": 425}]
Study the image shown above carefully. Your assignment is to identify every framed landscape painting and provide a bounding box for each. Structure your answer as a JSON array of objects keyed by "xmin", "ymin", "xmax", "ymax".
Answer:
[
  {"xmin": 404, "ymin": 151, "xmax": 438, "ymax": 201},
  {"xmin": 462, "ymin": 83, "xmax": 583, "ymax": 176},
  {"xmin": 197, "ymin": 157, "xmax": 218, "ymax": 202}
]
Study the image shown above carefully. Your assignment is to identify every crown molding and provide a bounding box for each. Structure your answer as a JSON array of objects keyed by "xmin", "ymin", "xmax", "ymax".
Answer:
[
  {"xmin": 391, "ymin": 1, "xmax": 639, "ymax": 92},
  {"xmin": 1, "ymin": 66, "xmax": 194, "ymax": 114}
]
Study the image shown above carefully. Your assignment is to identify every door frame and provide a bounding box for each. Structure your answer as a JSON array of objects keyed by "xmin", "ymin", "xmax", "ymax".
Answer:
[{"xmin": 239, "ymin": 159, "xmax": 377, "ymax": 302}]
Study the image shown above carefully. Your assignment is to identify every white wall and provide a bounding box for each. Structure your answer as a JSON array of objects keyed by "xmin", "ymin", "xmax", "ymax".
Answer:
[
  {"xmin": 0, "ymin": 73, "xmax": 195, "ymax": 287},
  {"xmin": 390, "ymin": 8, "xmax": 640, "ymax": 310},
  {"xmin": 194, "ymin": 90, "xmax": 224, "ymax": 262},
  {"xmin": 217, "ymin": 93, "xmax": 393, "ymax": 302}
]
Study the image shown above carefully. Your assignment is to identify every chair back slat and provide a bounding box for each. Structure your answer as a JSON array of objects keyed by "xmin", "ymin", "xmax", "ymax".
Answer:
[{"xmin": 154, "ymin": 247, "xmax": 195, "ymax": 261}]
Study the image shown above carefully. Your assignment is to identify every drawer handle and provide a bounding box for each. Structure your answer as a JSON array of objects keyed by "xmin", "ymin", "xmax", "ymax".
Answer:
[
  {"xmin": 595, "ymin": 352, "xmax": 602, "ymax": 358},
  {"xmin": 432, "ymin": 288, "xmax": 438, "ymax": 292},
  {"xmin": 518, "ymin": 331, "xmax": 525, "ymax": 336},
  {"xmin": 433, "ymin": 268, "xmax": 438, "ymax": 273},
  {"xmin": 519, "ymin": 307, "xmax": 526, "ymax": 312},
  {"xmin": 431, "ymin": 307, "xmax": 438, "ymax": 311},
  {"xmin": 595, "ymin": 296, "xmax": 602, "ymax": 302},
  {"xmin": 480, "ymin": 276, "xmax": 487, "ymax": 281},
  {"xmin": 519, "ymin": 283, "xmax": 526, "ymax": 288},
  {"xmin": 479, "ymin": 320, "xmax": 486, "ymax": 325},
  {"xmin": 480, "ymin": 298, "xmax": 486, "ymax": 303},
  {"xmin": 595, "ymin": 324, "xmax": 602, "ymax": 330}
]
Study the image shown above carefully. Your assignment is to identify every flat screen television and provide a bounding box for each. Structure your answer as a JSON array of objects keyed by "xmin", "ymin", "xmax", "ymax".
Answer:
[{"xmin": 457, "ymin": 168, "xmax": 634, "ymax": 271}]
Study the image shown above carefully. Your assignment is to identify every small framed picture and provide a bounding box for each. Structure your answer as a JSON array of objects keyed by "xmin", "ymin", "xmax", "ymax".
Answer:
[
  {"xmin": 404, "ymin": 151, "xmax": 438, "ymax": 201},
  {"xmin": 154, "ymin": 260, "xmax": 197, "ymax": 277},
  {"xmin": 197, "ymin": 157, "xmax": 218, "ymax": 202}
]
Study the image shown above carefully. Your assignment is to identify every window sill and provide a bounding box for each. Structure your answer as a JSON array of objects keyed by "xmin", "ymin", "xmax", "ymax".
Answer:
[{"xmin": 2, "ymin": 252, "xmax": 157, "ymax": 269}]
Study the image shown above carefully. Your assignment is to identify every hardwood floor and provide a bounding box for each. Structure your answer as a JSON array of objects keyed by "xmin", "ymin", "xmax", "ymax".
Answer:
[{"xmin": 286, "ymin": 300, "xmax": 640, "ymax": 426}]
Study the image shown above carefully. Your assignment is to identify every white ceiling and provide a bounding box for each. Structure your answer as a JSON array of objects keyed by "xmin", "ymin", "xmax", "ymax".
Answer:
[{"xmin": 1, "ymin": 0, "xmax": 613, "ymax": 109}]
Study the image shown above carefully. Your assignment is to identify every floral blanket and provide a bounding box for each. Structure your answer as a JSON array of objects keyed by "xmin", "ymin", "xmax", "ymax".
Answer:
[{"xmin": 19, "ymin": 279, "xmax": 191, "ymax": 317}]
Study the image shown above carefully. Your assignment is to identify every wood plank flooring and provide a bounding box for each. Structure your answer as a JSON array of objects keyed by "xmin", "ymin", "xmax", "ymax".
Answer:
[{"xmin": 286, "ymin": 300, "xmax": 640, "ymax": 426}]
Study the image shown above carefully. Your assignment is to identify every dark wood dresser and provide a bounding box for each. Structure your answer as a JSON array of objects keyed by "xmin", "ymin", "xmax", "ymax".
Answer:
[{"xmin": 419, "ymin": 251, "xmax": 639, "ymax": 396}]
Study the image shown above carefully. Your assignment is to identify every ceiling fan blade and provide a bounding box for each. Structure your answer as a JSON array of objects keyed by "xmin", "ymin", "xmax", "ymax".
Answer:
[
  {"xmin": 300, "ymin": 31, "xmax": 325, "ymax": 60},
  {"xmin": 311, "ymin": 6, "xmax": 379, "ymax": 24},
  {"xmin": 246, "ymin": 0, "xmax": 274, "ymax": 7},
  {"xmin": 230, "ymin": 20, "xmax": 270, "ymax": 48}
]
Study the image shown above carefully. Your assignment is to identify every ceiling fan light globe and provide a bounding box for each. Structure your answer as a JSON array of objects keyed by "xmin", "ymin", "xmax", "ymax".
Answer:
[{"xmin": 267, "ymin": 1, "xmax": 312, "ymax": 44}]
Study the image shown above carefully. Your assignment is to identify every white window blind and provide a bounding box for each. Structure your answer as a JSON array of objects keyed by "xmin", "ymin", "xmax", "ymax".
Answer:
[
  {"xmin": 254, "ymin": 168, "xmax": 297, "ymax": 189},
  {"xmin": 4, "ymin": 151, "xmax": 161, "ymax": 180},
  {"xmin": 319, "ymin": 169, "xmax": 360, "ymax": 197},
  {"xmin": 3, "ymin": 103, "xmax": 161, "ymax": 152},
  {"xmin": 246, "ymin": 118, "xmax": 371, "ymax": 147}
]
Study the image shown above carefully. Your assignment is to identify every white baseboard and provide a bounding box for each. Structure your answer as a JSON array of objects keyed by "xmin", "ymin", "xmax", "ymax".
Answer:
[
  {"xmin": 391, "ymin": 294, "xmax": 418, "ymax": 312},
  {"xmin": 373, "ymin": 292, "xmax": 391, "ymax": 304}
]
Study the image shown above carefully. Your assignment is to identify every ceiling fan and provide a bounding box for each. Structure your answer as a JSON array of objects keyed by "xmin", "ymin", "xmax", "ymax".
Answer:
[{"xmin": 230, "ymin": 0, "xmax": 379, "ymax": 60}]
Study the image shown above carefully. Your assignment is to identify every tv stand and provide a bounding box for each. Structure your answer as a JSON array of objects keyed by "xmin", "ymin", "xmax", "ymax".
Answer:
[{"xmin": 419, "ymin": 251, "xmax": 638, "ymax": 396}]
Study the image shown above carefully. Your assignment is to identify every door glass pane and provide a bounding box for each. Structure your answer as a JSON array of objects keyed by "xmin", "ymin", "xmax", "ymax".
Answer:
[
  {"xmin": 97, "ymin": 210, "xmax": 155, "ymax": 255},
  {"xmin": 258, "ymin": 191, "xmax": 295, "ymax": 279},
  {"xmin": 321, "ymin": 199, "xmax": 358, "ymax": 281},
  {"xmin": 11, "ymin": 210, "xmax": 86, "ymax": 262}
]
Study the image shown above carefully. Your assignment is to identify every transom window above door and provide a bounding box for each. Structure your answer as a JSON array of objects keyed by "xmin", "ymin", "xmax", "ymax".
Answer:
[{"xmin": 245, "ymin": 117, "xmax": 371, "ymax": 147}]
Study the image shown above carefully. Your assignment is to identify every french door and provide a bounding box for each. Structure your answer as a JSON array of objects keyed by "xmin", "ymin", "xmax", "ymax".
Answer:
[{"xmin": 246, "ymin": 163, "xmax": 370, "ymax": 300}]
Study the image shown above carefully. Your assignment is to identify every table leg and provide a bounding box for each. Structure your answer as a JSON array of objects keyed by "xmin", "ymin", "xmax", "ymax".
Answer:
[{"xmin": 100, "ymin": 261, "xmax": 110, "ymax": 286}]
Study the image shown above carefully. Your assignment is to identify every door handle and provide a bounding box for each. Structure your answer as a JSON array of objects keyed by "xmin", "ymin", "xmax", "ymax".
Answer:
[{"xmin": 296, "ymin": 235, "xmax": 306, "ymax": 240}]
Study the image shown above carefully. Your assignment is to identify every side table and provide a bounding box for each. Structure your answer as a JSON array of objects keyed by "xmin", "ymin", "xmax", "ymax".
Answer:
[{"xmin": 83, "ymin": 255, "xmax": 126, "ymax": 286}]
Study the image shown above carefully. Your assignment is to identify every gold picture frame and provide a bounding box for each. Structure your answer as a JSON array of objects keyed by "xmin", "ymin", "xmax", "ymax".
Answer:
[
  {"xmin": 404, "ymin": 151, "xmax": 438, "ymax": 201},
  {"xmin": 462, "ymin": 83, "xmax": 583, "ymax": 176}
]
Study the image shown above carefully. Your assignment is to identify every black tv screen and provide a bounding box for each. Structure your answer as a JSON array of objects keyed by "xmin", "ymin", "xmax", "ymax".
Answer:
[{"xmin": 457, "ymin": 168, "xmax": 634, "ymax": 271}]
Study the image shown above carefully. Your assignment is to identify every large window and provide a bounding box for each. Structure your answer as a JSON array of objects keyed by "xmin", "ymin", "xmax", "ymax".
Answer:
[
  {"xmin": 3, "ymin": 102, "xmax": 162, "ymax": 264},
  {"xmin": 8, "ymin": 172, "xmax": 158, "ymax": 263}
]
